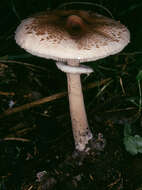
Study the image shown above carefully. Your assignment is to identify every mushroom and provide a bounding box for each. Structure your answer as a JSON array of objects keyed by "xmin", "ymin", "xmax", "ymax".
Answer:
[{"xmin": 15, "ymin": 10, "xmax": 130, "ymax": 152}]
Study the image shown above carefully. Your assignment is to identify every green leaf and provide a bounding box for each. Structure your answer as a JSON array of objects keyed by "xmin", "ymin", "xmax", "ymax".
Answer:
[
  {"xmin": 124, "ymin": 124, "xmax": 132, "ymax": 137},
  {"xmin": 136, "ymin": 70, "xmax": 142, "ymax": 81},
  {"xmin": 123, "ymin": 133, "xmax": 142, "ymax": 155},
  {"xmin": 135, "ymin": 135, "xmax": 142, "ymax": 153},
  {"xmin": 124, "ymin": 136, "xmax": 138, "ymax": 155}
]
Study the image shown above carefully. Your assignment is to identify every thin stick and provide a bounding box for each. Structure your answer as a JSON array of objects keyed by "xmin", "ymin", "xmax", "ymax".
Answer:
[
  {"xmin": 27, "ymin": 185, "xmax": 34, "ymax": 190},
  {"xmin": 119, "ymin": 77, "xmax": 126, "ymax": 96},
  {"xmin": 3, "ymin": 137, "xmax": 30, "ymax": 142},
  {"xmin": 0, "ymin": 78, "xmax": 111, "ymax": 118},
  {"xmin": 0, "ymin": 91, "xmax": 67, "ymax": 119},
  {"xmin": 0, "ymin": 91, "xmax": 15, "ymax": 96},
  {"xmin": 0, "ymin": 59, "xmax": 45, "ymax": 70}
]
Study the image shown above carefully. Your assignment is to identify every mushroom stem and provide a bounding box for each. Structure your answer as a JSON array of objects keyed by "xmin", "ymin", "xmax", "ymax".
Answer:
[{"xmin": 66, "ymin": 60, "xmax": 93, "ymax": 151}]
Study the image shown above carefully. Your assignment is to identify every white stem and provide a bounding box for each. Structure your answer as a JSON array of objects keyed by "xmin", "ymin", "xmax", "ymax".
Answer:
[{"xmin": 67, "ymin": 61, "xmax": 93, "ymax": 151}]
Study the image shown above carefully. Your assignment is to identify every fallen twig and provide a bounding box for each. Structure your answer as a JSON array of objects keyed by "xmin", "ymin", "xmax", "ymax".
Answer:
[
  {"xmin": 0, "ymin": 59, "xmax": 45, "ymax": 70},
  {"xmin": 0, "ymin": 91, "xmax": 67, "ymax": 118},
  {"xmin": 0, "ymin": 78, "xmax": 111, "ymax": 118},
  {"xmin": 3, "ymin": 137, "xmax": 30, "ymax": 142},
  {"xmin": 0, "ymin": 91, "xmax": 15, "ymax": 96}
]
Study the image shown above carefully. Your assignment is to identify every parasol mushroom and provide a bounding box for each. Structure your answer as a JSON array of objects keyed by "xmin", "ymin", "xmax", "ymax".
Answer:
[{"xmin": 15, "ymin": 10, "xmax": 130, "ymax": 152}]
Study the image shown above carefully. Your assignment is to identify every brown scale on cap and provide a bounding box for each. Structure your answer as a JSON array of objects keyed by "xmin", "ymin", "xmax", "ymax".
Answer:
[{"xmin": 26, "ymin": 10, "xmax": 121, "ymax": 42}]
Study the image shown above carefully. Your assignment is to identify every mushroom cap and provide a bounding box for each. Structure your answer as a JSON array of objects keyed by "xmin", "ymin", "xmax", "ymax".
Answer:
[{"xmin": 15, "ymin": 10, "xmax": 130, "ymax": 63}]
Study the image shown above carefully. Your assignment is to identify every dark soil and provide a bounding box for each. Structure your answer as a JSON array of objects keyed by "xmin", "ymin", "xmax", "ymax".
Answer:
[{"xmin": 0, "ymin": 59, "xmax": 142, "ymax": 190}]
